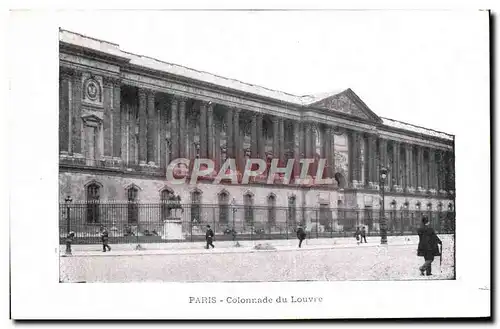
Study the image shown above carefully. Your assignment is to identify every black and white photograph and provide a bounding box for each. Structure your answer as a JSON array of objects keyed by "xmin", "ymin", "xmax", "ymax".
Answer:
[{"xmin": 7, "ymin": 5, "xmax": 491, "ymax": 320}]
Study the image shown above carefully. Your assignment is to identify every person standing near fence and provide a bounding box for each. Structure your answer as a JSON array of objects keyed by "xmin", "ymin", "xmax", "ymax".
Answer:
[
  {"xmin": 417, "ymin": 216, "xmax": 442, "ymax": 276},
  {"xmin": 296, "ymin": 224, "xmax": 306, "ymax": 248},
  {"xmin": 100, "ymin": 225, "xmax": 111, "ymax": 252},
  {"xmin": 360, "ymin": 226, "xmax": 367, "ymax": 244},
  {"xmin": 205, "ymin": 225, "xmax": 215, "ymax": 249}
]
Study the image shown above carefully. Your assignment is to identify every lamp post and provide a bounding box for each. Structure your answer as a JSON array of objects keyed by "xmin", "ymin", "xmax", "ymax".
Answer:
[
  {"xmin": 379, "ymin": 167, "xmax": 388, "ymax": 244},
  {"xmin": 231, "ymin": 198, "xmax": 237, "ymax": 241},
  {"xmin": 64, "ymin": 196, "xmax": 73, "ymax": 255}
]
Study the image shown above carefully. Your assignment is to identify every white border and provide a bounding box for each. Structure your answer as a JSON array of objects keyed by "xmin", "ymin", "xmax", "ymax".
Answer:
[{"xmin": 7, "ymin": 5, "xmax": 491, "ymax": 320}]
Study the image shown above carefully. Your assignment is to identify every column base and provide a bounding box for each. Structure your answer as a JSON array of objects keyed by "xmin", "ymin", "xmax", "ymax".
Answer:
[
  {"xmin": 406, "ymin": 186, "xmax": 416, "ymax": 193},
  {"xmin": 417, "ymin": 186, "xmax": 426, "ymax": 193},
  {"xmin": 428, "ymin": 188, "xmax": 438, "ymax": 195},
  {"xmin": 393, "ymin": 185, "xmax": 404, "ymax": 193}
]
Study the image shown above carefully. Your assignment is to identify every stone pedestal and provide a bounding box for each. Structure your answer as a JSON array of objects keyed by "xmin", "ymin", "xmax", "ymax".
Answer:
[
  {"xmin": 162, "ymin": 209, "xmax": 184, "ymax": 240},
  {"xmin": 162, "ymin": 218, "xmax": 183, "ymax": 240}
]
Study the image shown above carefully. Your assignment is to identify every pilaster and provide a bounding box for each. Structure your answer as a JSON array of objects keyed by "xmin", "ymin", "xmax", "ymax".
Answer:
[
  {"xmin": 272, "ymin": 117, "xmax": 279, "ymax": 159},
  {"xmin": 112, "ymin": 80, "xmax": 121, "ymax": 158},
  {"xmin": 178, "ymin": 96, "xmax": 187, "ymax": 159},
  {"xmin": 278, "ymin": 118, "xmax": 285, "ymax": 162},
  {"xmin": 146, "ymin": 90, "xmax": 156, "ymax": 165},
  {"xmin": 251, "ymin": 113, "xmax": 258, "ymax": 157},
  {"xmin": 138, "ymin": 88, "xmax": 148, "ymax": 164},
  {"xmin": 171, "ymin": 96, "xmax": 179, "ymax": 160},
  {"xmin": 207, "ymin": 103, "xmax": 215, "ymax": 161},
  {"xmin": 199, "ymin": 101, "xmax": 207, "ymax": 158},
  {"xmin": 226, "ymin": 108, "xmax": 234, "ymax": 159}
]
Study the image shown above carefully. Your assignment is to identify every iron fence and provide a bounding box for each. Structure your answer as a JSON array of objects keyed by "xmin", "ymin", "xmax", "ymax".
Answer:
[{"xmin": 59, "ymin": 202, "xmax": 456, "ymax": 244}]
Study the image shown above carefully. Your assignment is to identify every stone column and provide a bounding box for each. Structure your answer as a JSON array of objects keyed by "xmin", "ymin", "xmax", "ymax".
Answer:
[
  {"xmin": 112, "ymin": 80, "xmax": 121, "ymax": 158},
  {"xmin": 214, "ymin": 119, "xmax": 221, "ymax": 171},
  {"xmin": 330, "ymin": 127, "xmax": 336, "ymax": 179},
  {"xmin": 199, "ymin": 101, "xmax": 207, "ymax": 158},
  {"xmin": 437, "ymin": 150, "xmax": 445, "ymax": 191},
  {"xmin": 233, "ymin": 109, "xmax": 241, "ymax": 170},
  {"xmin": 311, "ymin": 124, "xmax": 317, "ymax": 157},
  {"xmin": 170, "ymin": 97, "xmax": 179, "ymax": 160},
  {"xmin": 160, "ymin": 99, "xmax": 167, "ymax": 169},
  {"xmin": 305, "ymin": 122, "xmax": 312, "ymax": 159},
  {"xmin": 207, "ymin": 103, "xmax": 214, "ymax": 161},
  {"xmin": 226, "ymin": 108, "xmax": 233, "ymax": 159},
  {"xmin": 416, "ymin": 146, "xmax": 424, "ymax": 190},
  {"xmin": 251, "ymin": 113, "xmax": 258, "ymax": 157},
  {"xmin": 102, "ymin": 79, "xmax": 113, "ymax": 157},
  {"xmin": 369, "ymin": 135, "xmax": 377, "ymax": 185},
  {"xmin": 446, "ymin": 151, "xmax": 455, "ymax": 191},
  {"xmin": 428, "ymin": 148, "xmax": 437, "ymax": 191},
  {"xmin": 138, "ymin": 89, "xmax": 148, "ymax": 164},
  {"xmin": 392, "ymin": 141, "xmax": 400, "ymax": 189},
  {"xmin": 272, "ymin": 117, "xmax": 279, "ymax": 158},
  {"xmin": 71, "ymin": 71, "xmax": 82, "ymax": 155},
  {"xmin": 404, "ymin": 143, "xmax": 411, "ymax": 190},
  {"xmin": 279, "ymin": 118, "xmax": 285, "ymax": 162},
  {"xmin": 178, "ymin": 97, "xmax": 187, "ymax": 158},
  {"xmin": 347, "ymin": 130, "xmax": 354, "ymax": 184},
  {"xmin": 120, "ymin": 91, "xmax": 128, "ymax": 164},
  {"xmin": 352, "ymin": 131, "xmax": 362, "ymax": 183},
  {"xmin": 293, "ymin": 121, "xmax": 301, "ymax": 178},
  {"xmin": 257, "ymin": 114, "xmax": 265, "ymax": 159},
  {"xmin": 363, "ymin": 135, "xmax": 370, "ymax": 186},
  {"xmin": 379, "ymin": 138, "xmax": 388, "ymax": 186},
  {"xmin": 128, "ymin": 103, "xmax": 136, "ymax": 164},
  {"xmin": 59, "ymin": 72, "xmax": 71, "ymax": 154},
  {"xmin": 325, "ymin": 127, "xmax": 333, "ymax": 178},
  {"xmin": 146, "ymin": 90, "xmax": 156, "ymax": 164}
]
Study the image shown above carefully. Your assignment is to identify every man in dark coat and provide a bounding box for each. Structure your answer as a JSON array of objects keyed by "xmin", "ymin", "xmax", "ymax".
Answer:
[
  {"xmin": 360, "ymin": 226, "xmax": 367, "ymax": 244},
  {"xmin": 100, "ymin": 225, "xmax": 111, "ymax": 252},
  {"xmin": 417, "ymin": 217, "xmax": 442, "ymax": 276},
  {"xmin": 205, "ymin": 225, "xmax": 215, "ymax": 249},
  {"xmin": 296, "ymin": 225, "xmax": 306, "ymax": 248}
]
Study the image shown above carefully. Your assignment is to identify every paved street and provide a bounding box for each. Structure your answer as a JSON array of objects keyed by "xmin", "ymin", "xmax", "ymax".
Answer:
[{"xmin": 60, "ymin": 236, "xmax": 454, "ymax": 282}]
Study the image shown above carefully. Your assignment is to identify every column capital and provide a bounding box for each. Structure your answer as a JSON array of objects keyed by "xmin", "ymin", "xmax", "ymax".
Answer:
[
  {"xmin": 172, "ymin": 94, "xmax": 189, "ymax": 102},
  {"xmin": 103, "ymin": 76, "xmax": 121, "ymax": 87}
]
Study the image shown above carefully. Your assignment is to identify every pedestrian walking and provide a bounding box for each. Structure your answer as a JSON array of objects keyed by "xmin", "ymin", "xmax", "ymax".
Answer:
[
  {"xmin": 65, "ymin": 231, "xmax": 75, "ymax": 255},
  {"xmin": 205, "ymin": 225, "xmax": 215, "ymax": 249},
  {"xmin": 417, "ymin": 216, "xmax": 442, "ymax": 276},
  {"xmin": 360, "ymin": 226, "xmax": 367, "ymax": 243},
  {"xmin": 355, "ymin": 227, "xmax": 361, "ymax": 245},
  {"xmin": 100, "ymin": 225, "xmax": 111, "ymax": 252},
  {"xmin": 296, "ymin": 224, "xmax": 306, "ymax": 248}
]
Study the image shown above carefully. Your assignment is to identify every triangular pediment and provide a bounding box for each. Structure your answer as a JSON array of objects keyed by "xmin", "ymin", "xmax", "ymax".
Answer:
[{"xmin": 309, "ymin": 89, "xmax": 382, "ymax": 123}]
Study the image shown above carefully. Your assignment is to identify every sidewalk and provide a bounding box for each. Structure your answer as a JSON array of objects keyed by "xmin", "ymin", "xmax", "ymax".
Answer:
[{"xmin": 60, "ymin": 235, "xmax": 451, "ymax": 257}]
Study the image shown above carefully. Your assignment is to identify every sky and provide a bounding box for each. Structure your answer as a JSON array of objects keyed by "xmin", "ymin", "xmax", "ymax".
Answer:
[{"xmin": 56, "ymin": 10, "xmax": 489, "ymax": 135}]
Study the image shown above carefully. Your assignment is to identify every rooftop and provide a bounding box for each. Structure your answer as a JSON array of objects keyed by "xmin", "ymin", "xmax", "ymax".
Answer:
[{"xmin": 59, "ymin": 29, "xmax": 454, "ymax": 141}]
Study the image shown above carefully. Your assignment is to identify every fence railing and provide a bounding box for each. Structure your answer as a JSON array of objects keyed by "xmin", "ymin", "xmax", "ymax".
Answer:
[{"xmin": 59, "ymin": 203, "xmax": 456, "ymax": 244}]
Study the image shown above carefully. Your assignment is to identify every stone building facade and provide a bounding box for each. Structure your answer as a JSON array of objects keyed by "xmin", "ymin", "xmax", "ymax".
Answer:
[{"xmin": 58, "ymin": 29, "xmax": 455, "ymax": 229}]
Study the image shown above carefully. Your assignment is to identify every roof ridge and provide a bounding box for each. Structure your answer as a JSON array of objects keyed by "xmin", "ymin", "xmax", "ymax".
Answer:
[
  {"xmin": 381, "ymin": 117, "xmax": 454, "ymax": 137},
  {"xmin": 59, "ymin": 28, "xmax": 120, "ymax": 47}
]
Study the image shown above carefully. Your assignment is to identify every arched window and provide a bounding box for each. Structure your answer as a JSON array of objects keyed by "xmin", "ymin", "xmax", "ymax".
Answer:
[
  {"xmin": 191, "ymin": 189, "xmax": 202, "ymax": 225},
  {"xmin": 127, "ymin": 186, "xmax": 139, "ymax": 224},
  {"xmin": 288, "ymin": 195, "xmax": 296, "ymax": 225},
  {"xmin": 86, "ymin": 183, "xmax": 100, "ymax": 223},
  {"xmin": 160, "ymin": 188, "xmax": 174, "ymax": 220},
  {"xmin": 218, "ymin": 190, "xmax": 230, "ymax": 224},
  {"xmin": 244, "ymin": 193, "xmax": 254, "ymax": 225},
  {"xmin": 267, "ymin": 194, "xmax": 277, "ymax": 227}
]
